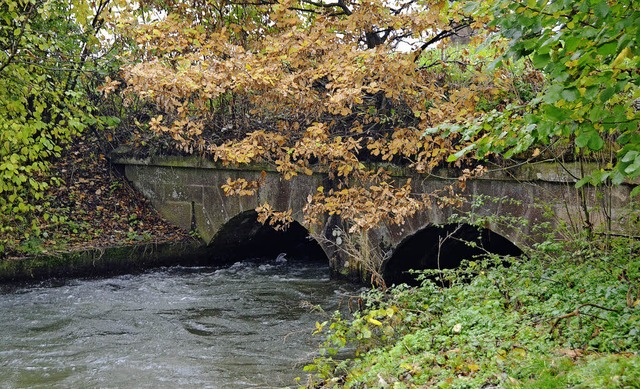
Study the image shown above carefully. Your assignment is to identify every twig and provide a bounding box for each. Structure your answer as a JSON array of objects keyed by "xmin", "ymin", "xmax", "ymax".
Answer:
[{"xmin": 550, "ymin": 303, "xmax": 620, "ymax": 334}]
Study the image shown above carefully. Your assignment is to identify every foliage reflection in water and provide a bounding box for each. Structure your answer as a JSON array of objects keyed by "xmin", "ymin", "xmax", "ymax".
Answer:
[{"xmin": 0, "ymin": 257, "xmax": 360, "ymax": 388}]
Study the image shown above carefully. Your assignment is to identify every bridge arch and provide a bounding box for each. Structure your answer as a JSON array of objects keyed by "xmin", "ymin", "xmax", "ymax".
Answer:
[
  {"xmin": 382, "ymin": 223, "xmax": 522, "ymax": 286},
  {"xmin": 206, "ymin": 210, "xmax": 328, "ymax": 264}
]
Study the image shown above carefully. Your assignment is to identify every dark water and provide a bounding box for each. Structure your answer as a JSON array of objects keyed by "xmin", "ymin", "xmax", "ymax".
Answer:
[{"xmin": 0, "ymin": 258, "xmax": 360, "ymax": 388}]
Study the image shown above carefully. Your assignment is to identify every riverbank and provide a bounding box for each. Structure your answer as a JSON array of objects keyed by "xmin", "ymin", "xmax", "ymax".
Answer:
[
  {"xmin": 1, "ymin": 129, "xmax": 194, "ymax": 262},
  {"xmin": 301, "ymin": 235, "xmax": 640, "ymax": 388},
  {"xmin": 0, "ymin": 239, "xmax": 211, "ymax": 284}
]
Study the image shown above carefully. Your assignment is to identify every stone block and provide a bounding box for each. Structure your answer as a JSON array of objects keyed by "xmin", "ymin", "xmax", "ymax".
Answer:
[
  {"xmin": 193, "ymin": 202, "xmax": 217, "ymax": 243},
  {"xmin": 154, "ymin": 201, "xmax": 193, "ymax": 231}
]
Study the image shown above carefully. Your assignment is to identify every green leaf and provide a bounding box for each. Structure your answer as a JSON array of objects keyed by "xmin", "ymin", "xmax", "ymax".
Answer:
[
  {"xmin": 543, "ymin": 84, "xmax": 564, "ymax": 103},
  {"xmin": 623, "ymin": 156, "xmax": 640, "ymax": 176},
  {"xmin": 621, "ymin": 150, "xmax": 639, "ymax": 163},
  {"xmin": 544, "ymin": 105, "xmax": 566, "ymax": 122},
  {"xmin": 532, "ymin": 53, "xmax": 550, "ymax": 68},
  {"xmin": 588, "ymin": 133, "xmax": 605, "ymax": 151},
  {"xmin": 447, "ymin": 144, "xmax": 476, "ymax": 162},
  {"xmin": 597, "ymin": 41, "xmax": 618, "ymax": 56},
  {"xmin": 599, "ymin": 86, "xmax": 617, "ymax": 103},
  {"xmin": 575, "ymin": 130, "xmax": 604, "ymax": 151},
  {"xmin": 576, "ymin": 176, "xmax": 590, "ymax": 188},
  {"xmin": 593, "ymin": 2, "xmax": 610, "ymax": 18},
  {"xmin": 561, "ymin": 87, "xmax": 579, "ymax": 102}
]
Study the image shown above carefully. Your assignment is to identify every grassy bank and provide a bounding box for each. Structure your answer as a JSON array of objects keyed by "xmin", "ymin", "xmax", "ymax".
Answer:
[{"xmin": 301, "ymin": 235, "xmax": 640, "ymax": 388}]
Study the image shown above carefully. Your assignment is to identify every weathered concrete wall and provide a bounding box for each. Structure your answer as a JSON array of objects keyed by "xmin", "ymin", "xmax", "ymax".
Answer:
[
  {"xmin": 0, "ymin": 240, "xmax": 209, "ymax": 283},
  {"xmin": 112, "ymin": 155, "xmax": 634, "ymax": 279},
  {"xmin": 370, "ymin": 164, "xmax": 633, "ymax": 254},
  {"xmin": 116, "ymin": 156, "xmax": 329, "ymax": 244}
]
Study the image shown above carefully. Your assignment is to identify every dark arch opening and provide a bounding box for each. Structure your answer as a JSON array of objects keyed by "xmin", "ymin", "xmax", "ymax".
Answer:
[
  {"xmin": 383, "ymin": 223, "xmax": 522, "ymax": 286},
  {"xmin": 206, "ymin": 210, "xmax": 328, "ymax": 264}
]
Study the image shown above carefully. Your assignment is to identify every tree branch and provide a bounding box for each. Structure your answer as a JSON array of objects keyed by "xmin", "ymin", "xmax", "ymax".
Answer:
[
  {"xmin": 412, "ymin": 22, "xmax": 472, "ymax": 63},
  {"xmin": 300, "ymin": 0, "xmax": 352, "ymax": 15},
  {"xmin": 550, "ymin": 303, "xmax": 620, "ymax": 334},
  {"xmin": 0, "ymin": 1, "xmax": 38, "ymax": 74}
]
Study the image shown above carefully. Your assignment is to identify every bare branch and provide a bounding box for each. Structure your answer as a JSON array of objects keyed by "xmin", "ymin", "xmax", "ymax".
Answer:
[{"xmin": 412, "ymin": 22, "xmax": 472, "ymax": 63}]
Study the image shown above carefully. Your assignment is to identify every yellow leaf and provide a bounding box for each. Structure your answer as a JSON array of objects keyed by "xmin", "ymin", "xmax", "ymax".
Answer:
[
  {"xmin": 367, "ymin": 317, "xmax": 382, "ymax": 326},
  {"xmin": 611, "ymin": 47, "xmax": 632, "ymax": 68}
]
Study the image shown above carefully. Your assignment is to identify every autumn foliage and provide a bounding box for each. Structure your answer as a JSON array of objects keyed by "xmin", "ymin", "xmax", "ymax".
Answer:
[{"xmin": 115, "ymin": 0, "xmax": 534, "ymax": 239}]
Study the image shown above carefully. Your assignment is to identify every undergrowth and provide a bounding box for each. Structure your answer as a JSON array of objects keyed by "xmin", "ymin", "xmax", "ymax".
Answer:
[{"xmin": 300, "ymin": 235, "xmax": 640, "ymax": 388}]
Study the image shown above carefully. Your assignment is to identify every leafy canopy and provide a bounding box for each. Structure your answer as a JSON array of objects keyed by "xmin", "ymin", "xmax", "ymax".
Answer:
[
  {"xmin": 115, "ymin": 0, "xmax": 639, "ymax": 277},
  {"xmin": 119, "ymin": 0, "xmax": 529, "ymax": 232},
  {"xmin": 450, "ymin": 0, "xmax": 640, "ymax": 191}
]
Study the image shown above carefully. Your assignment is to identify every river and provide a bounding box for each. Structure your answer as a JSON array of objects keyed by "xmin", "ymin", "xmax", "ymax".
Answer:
[{"xmin": 0, "ymin": 257, "xmax": 360, "ymax": 388}]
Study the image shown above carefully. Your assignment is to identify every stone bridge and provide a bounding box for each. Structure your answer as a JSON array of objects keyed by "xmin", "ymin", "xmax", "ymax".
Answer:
[{"xmin": 112, "ymin": 155, "xmax": 634, "ymax": 285}]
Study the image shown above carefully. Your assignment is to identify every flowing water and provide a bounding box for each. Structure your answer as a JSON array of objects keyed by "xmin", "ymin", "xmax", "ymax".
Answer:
[{"xmin": 0, "ymin": 257, "xmax": 360, "ymax": 388}]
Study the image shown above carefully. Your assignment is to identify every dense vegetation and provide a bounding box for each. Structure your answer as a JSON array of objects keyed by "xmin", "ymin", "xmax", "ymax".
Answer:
[
  {"xmin": 302, "ymin": 230, "xmax": 640, "ymax": 387},
  {"xmin": 0, "ymin": 0, "xmax": 123, "ymax": 255}
]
